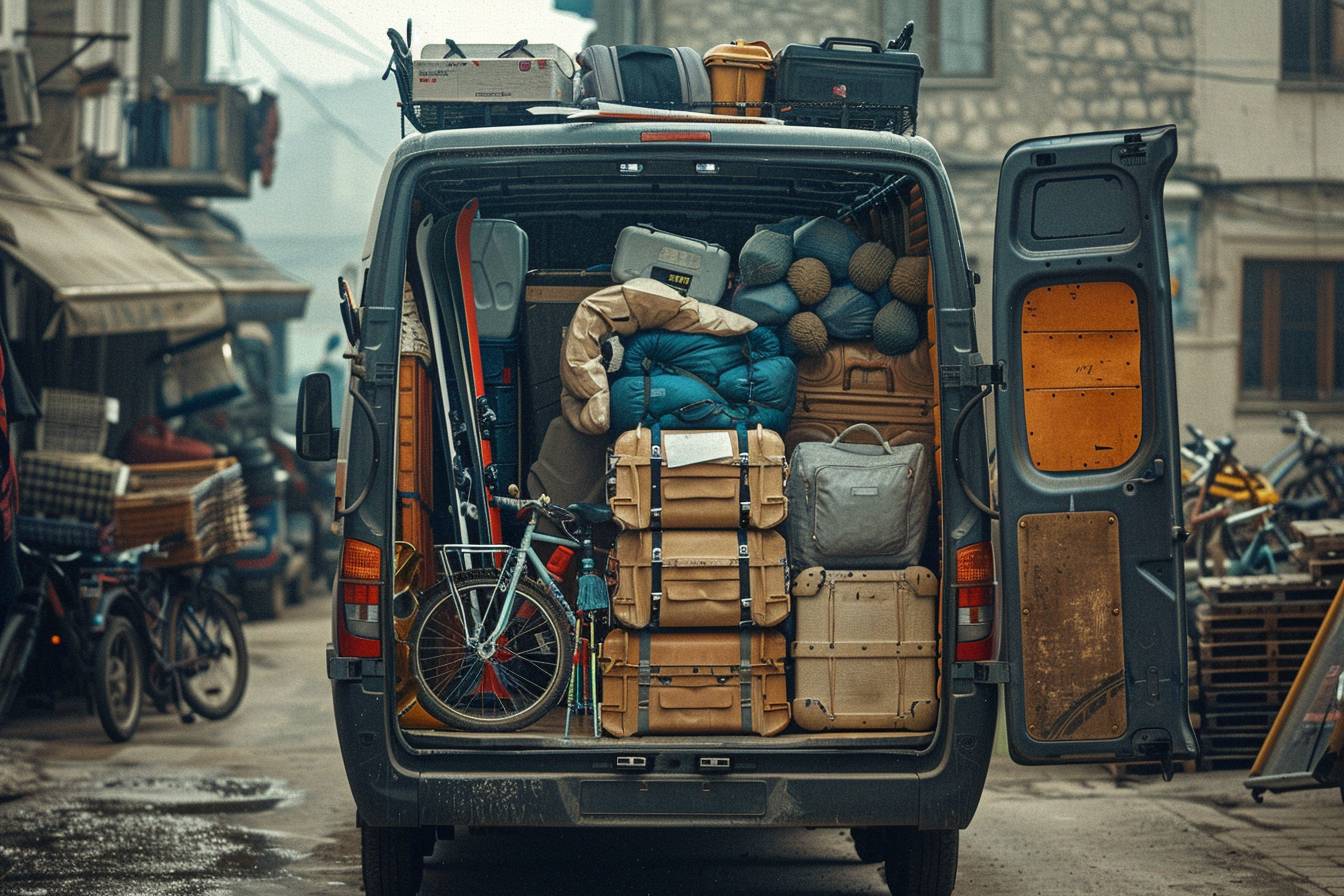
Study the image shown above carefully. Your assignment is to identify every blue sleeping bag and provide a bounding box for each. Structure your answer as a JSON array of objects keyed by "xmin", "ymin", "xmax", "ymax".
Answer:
[{"xmin": 609, "ymin": 328, "xmax": 797, "ymax": 433}]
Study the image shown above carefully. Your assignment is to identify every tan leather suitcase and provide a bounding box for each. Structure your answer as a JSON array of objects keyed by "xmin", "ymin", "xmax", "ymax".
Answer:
[
  {"xmin": 600, "ymin": 628, "xmax": 790, "ymax": 736},
  {"xmin": 790, "ymin": 566, "xmax": 938, "ymax": 732},
  {"xmin": 785, "ymin": 340, "xmax": 935, "ymax": 453},
  {"xmin": 609, "ymin": 425, "xmax": 787, "ymax": 530},
  {"xmin": 612, "ymin": 528, "xmax": 790, "ymax": 629}
]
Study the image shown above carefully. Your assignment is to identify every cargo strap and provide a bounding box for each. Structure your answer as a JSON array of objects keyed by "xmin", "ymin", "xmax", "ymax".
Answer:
[
  {"xmin": 637, "ymin": 630, "xmax": 652, "ymax": 735},
  {"xmin": 649, "ymin": 423, "xmax": 663, "ymax": 528},
  {"xmin": 737, "ymin": 527, "xmax": 752, "ymax": 627},
  {"xmin": 739, "ymin": 628, "xmax": 753, "ymax": 733},
  {"xmin": 736, "ymin": 423, "xmax": 751, "ymax": 529},
  {"xmin": 649, "ymin": 528, "xmax": 663, "ymax": 628}
]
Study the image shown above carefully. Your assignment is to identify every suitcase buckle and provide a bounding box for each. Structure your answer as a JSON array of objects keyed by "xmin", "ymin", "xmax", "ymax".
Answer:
[
  {"xmin": 651, "ymin": 547, "xmax": 663, "ymax": 563},
  {"xmin": 650, "ymin": 590, "xmax": 662, "ymax": 605},
  {"xmin": 738, "ymin": 544, "xmax": 749, "ymax": 558}
]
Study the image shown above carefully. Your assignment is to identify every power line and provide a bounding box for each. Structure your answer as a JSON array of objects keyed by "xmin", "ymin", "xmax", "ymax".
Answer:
[
  {"xmin": 222, "ymin": 3, "xmax": 386, "ymax": 165},
  {"xmin": 238, "ymin": 0, "xmax": 385, "ymax": 68},
  {"xmin": 290, "ymin": 0, "xmax": 387, "ymax": 62}
]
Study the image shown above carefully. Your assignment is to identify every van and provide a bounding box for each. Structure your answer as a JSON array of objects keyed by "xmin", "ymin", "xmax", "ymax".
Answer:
[{"xmin": 296, "ymin": 119, "xmax": 1197, "ymax": 896}]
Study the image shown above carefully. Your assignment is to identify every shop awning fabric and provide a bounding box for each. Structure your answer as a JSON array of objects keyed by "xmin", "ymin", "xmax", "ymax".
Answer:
[
  {"xmin": 0, "ymin": 152, "xmax": 225, "ymax": 339},
  {"xmin": 93, "ymin": 183, "xmax": 311, "ymax": 324}
]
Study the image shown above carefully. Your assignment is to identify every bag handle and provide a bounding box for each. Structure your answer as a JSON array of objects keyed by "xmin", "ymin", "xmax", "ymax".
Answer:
[
  {"xmin": 843, "ymin": 362, "xmax": 896, "ymax": 393},
  {"xmin": 829, "ymin": 423, "xmax": 895, "ymax": 453},
  {"xmin": 820, "ymin": 36, "xmax": 884, "ymax": 53}
]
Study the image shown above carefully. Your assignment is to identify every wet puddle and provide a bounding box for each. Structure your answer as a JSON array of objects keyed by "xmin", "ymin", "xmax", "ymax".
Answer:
[{"xmin": 0, "ymin": 771, "xmax": 306, "ymax": 895}]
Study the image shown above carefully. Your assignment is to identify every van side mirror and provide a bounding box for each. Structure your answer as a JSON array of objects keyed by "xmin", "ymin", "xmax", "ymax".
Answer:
[{"xmin": 296, "ymin": 372, "xmax": 339, "ymax": 461}]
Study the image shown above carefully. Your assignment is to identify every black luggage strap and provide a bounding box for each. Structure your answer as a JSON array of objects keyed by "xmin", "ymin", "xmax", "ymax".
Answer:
[
  {"xmin": 737, "ymin": 527, "xmax": 752, "ymax": 627},
  {"xmin": 637, "ymin": 631, "xmax": 652, "ymax": 735},
  {"xmin": 649, "ymin": 528, "xmax": 663, "ymax": 628},
  {"xmin": 649, "ymin": 423, "xmax": 663, "ymax": 529},
  {"xmin": 739, "ymin": 628, "xmax": 753, "ymax": 733},
  {"xmin": 736, "ymin": 423, "xmax": 751, "ymax": 529}
]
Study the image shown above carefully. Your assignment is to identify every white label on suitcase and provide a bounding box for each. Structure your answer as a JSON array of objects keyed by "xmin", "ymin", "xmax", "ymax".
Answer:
[{"xmin": 663, "ymin": 431, "xmax": 734, "ymax": 468}]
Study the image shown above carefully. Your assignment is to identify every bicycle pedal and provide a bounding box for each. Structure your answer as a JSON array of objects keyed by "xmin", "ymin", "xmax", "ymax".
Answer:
[{"xmin": 180, "ymin": 712, "xmax": 197, "ymax": 724}]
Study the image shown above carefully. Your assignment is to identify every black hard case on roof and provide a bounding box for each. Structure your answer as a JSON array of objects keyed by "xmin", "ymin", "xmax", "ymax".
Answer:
[{"xmin": 773, "ymin": 37, "xmax": 923, "ymax": 133}]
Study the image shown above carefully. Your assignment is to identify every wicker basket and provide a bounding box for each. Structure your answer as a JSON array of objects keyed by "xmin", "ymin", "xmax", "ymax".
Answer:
[{"xmin": 113, "ymin": 458, "xmax": 253, "ymax": 566}]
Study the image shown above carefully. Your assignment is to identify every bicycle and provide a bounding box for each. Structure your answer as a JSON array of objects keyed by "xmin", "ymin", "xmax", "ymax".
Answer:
[
  {"xmin": 407, "ymin": 490, "xmax": 611, "ymax": 732},
  {"xmin": 0, "ymin": 538, "xmax": 149, "ymax": 741},
  {"xmin": 135, "ymin": 564, "xmax": 249, "ymax": 723}
]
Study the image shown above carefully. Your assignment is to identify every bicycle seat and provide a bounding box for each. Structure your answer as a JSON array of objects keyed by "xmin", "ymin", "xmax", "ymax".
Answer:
[{"xmin": 567, "ymin": 502, "xmax": 613, "ymax": 525}]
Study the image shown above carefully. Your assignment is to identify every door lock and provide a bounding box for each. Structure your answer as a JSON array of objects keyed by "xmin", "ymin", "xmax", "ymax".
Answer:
[{"xmin": 1123, "ymin": 457, "xmax": 1165, "ymax": 495}]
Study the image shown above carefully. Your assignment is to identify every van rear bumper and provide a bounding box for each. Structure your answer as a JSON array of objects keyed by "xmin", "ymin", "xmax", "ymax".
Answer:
[{"xmin": 333, "ymin": 677, "xmax": 997, "ymax": 831}]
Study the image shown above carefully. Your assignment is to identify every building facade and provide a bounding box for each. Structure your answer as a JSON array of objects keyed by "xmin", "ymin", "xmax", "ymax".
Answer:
[{"xmin": 591, "ymin": 0, "xmax": 1344, "ymax": 461}]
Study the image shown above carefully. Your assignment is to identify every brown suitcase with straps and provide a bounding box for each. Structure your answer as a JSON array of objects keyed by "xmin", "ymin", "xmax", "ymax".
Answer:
[
  {"xmin": 608, "ymin": 424, "xmax": 788, "ymax": 531},
  {"xmin": 611, "ymin": 527, "xmax": 790, "ymax": 629},
  {"xmin": 784, "ymin": 340, "xmax": 935, "ymax": 453},
  {"xmin": 600, "ymin": 628, "xmax": 790, "ymax": 736}
]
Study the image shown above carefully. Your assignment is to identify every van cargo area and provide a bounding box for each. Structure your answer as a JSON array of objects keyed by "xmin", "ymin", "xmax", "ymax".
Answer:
[{"xmin": 382, "ymin": 143, "xmax": 954, "ymax": 753}]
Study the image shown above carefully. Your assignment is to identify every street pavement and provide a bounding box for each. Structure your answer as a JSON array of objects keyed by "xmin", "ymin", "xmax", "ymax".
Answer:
[{"xmin": 1, "ymin": 598, "xmax": 1341, "ymax": 895}]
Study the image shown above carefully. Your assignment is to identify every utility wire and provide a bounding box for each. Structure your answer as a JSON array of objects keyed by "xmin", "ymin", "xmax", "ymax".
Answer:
[
  {"xmin": 291, "ymin": 0, "xmax": 387, "ymax": 63},
  {"xmin": 223, "ymin": 3, "xmax": 386, "ymax": 165},
  {"xmin": 239, "ymin": 0, "xmax": 385, "ymax": 68}
]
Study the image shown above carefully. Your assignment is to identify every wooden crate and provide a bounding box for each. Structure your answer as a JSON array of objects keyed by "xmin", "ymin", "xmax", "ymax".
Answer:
[
  {"xmin": 1197, "ymin": 573, "xmax": 1336, "ymax": 608},
  {"xmin": 1289, "ymin": 519, "xmax": 1344, "ymax": 555}
]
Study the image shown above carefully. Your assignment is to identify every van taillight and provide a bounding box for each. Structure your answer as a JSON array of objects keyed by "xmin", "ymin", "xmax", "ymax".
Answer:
[
  {"xmin": 955, "ymin": 541, "xmax": 995, "ymax": 662},
  {"xmin": 338, "ymin": 538, "xmax": 382, "ymax": 658}
]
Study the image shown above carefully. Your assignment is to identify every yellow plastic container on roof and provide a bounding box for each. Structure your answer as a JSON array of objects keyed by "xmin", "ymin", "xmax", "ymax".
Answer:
[{"xmin": 703, "ymin": 40, "xmax": 773, "ymax": 117}]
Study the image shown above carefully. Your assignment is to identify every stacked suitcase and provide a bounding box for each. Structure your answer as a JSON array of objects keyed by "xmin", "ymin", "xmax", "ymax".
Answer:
[{"xmin": 601, "ymin": 425, "xmax": 792, "ymax": 736}]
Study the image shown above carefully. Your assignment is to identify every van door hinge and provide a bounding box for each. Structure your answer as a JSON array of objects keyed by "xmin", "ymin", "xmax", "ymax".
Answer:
[
  {"xmin": 953, "ymin": 660, "xmax": 1011, "ymax": 684},
  {"xmin": 940, "ymin": 357, "xmax": 1004, "ymax": 390}
]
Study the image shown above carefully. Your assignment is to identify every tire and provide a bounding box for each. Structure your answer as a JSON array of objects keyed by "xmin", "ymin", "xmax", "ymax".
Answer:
[
  {"xmin": 240, "ymin": 576, "xmax": 285, "ymax": 621},
  {"xmin": 168, "ymin": 585, "xmax": 249, "ymax": 721},
  {"xmin": 883, "ymin": 829, "xmax": 959, "ymax": 896},
  {"xmin": 410, "ymin": 570, "xmax": 572, "ymax": 732},
  {"xmin": 0, "ymin": 602, "xmax": 38, "ymax": 728},
  {"xmin": 360, "ymin": 824, "xmax": 425, "ymax": 896},
  {"xmin": 94, "ymin": 615, "xmax": 144, "ymax": 743},
  {"xmin": 852, "ymin": 827, "xmax": 885, "ymax": 863}
]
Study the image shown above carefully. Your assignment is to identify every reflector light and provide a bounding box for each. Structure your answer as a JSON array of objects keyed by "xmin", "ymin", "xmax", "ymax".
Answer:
[
  {"xmin": 640, "ymin": 130, "xmax": 712, "ymax": 142},
  {"xmin": 342, "ymin": 538, "xmax": 381, "ymax": 580},
  {"xmin": 955, "ymin": 541, "xmax": 996, "ymax": 662}
]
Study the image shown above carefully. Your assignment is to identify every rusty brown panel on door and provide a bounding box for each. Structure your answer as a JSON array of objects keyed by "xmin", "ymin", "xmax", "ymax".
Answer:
[
  {"xmin": 1021, "ymin": 332, "xmax": 1142, "ymax": 389},
  {"xmin": 1024, "ymin": 388, "xmax": 1142, "ymax": 470},
  {"xmin": 1021, "ymin": 281, "xmax": 1138, "ymax": 332},
  {"xmin": 1018, "ymin": 511, "xmax": 1127, "ymax": 742},
  {"xmin": 1021, "ymin": 281, "xmax": 1143, "ymax": 472}
]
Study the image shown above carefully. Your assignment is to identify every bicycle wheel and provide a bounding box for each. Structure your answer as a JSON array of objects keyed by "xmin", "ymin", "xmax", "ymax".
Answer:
[
  {"xmin": 167, "ymin": 584, "xmax": 248, "ymax": 721},
  {"xmin": 0, "ymin": 600, "xmax": 38, "ymax": 728},
  {"xmin": 94, "ymin": 615, "xmax": 144, "ymax": 742},
  {"xmin": 410, "ymin": 570, "xmax": 572, "ymax": 732}
]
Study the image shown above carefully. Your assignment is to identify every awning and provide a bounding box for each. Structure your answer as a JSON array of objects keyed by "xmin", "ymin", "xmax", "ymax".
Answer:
[
  {"xmin": 0, "ymin": 152, "xmax": 225, "ymax": 339},
  {"xmin": 92, "ymin": 183, "xmax": 311, "ymax": 324}
]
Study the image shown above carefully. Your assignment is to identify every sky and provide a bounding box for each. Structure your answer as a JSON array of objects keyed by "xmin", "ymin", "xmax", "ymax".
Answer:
[{"xmin": 208, "ymin": 0, "xmax": 594, "ymax": 88}]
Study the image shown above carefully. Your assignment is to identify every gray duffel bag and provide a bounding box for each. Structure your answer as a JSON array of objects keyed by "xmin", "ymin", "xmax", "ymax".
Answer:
[{"xmin": 786, "ymin": 423, "xmax": 931, "ymax": 570}]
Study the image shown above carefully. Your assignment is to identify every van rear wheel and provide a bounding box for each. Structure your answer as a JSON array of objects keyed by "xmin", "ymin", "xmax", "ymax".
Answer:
[
  {"xmin": 360, "ymin": 823, "xmax": 425, "ymax": 896},
  {"xmin": 882, "ymin": 829, "xmax": 958, "ymax": 896}
]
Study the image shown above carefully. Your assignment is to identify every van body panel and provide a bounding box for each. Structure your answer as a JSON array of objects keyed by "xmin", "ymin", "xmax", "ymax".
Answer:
[
  {"xmin": 331, "ymin": 121, "xmax": 998, "ymax": 831},
  {"xmin": 990, "ymin": 125, "xmax": 1198, "ymax": 766}
]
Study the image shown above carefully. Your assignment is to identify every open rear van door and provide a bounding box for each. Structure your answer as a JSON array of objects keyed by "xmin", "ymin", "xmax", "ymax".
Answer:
[{"xmin": 990, "ymin": 126, "xmax": 1198, "ymax": 767}]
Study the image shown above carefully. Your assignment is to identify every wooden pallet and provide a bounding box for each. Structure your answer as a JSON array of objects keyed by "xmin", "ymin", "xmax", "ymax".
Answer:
[
  {"xmin": 1194, "ymin": 604, "xmax": 1328, "ymax": 640},
  {"xmin": 1196, "ymin": 637, "xmax": 1313, "ymax": 663},
  {"xmin": 1199, "ymin": 754, "xmax": 1257, "ymax": 771},
  {"xmin": 1199, "ymin": 730, "xmax": 1268, "ymax": 756},
  {"xmin": 1198, "ymin": 686, "xmax": 1288, "ymax": 711},
  {"xmin": 1200, "ymin": 664, "xmax": 1302, "ymax": 689},
  {"xmin": 1289, "ymin": 519, "xmax": 1344, "ymax": 554},
  {"xmin": 1307, "ymin": 556, "xmax": 1344, "ymax": 581},
  {"xmin": 1196, "ymin": 573, "xmax": 1337, "ymax": 608},
  {"xmin": 1200, "ymin": 708, "xmax": 1282, "ymax": 732}
]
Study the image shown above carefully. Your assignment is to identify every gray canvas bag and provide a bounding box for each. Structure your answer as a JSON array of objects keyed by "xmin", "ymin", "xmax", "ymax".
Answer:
[{"xmin": 786, "ymin": 423, "xmax": 931, "ymax": 570}]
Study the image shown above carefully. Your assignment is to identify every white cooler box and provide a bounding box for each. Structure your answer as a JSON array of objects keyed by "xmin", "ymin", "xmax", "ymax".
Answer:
[{"xmin": 413, "ymin": 42, "xmax": 574, "ymax": 104}]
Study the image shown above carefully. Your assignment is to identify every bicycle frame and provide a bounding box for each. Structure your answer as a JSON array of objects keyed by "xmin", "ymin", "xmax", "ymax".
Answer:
[{"xmin": 434, "ymin": 511, "xmax": 580, "ymax": 652}]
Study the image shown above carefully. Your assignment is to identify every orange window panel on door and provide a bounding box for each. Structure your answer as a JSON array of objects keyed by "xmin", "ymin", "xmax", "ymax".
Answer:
[{"xmin": 1020, "ymin": 281, "xmax": 1142, "ymax": 472}]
